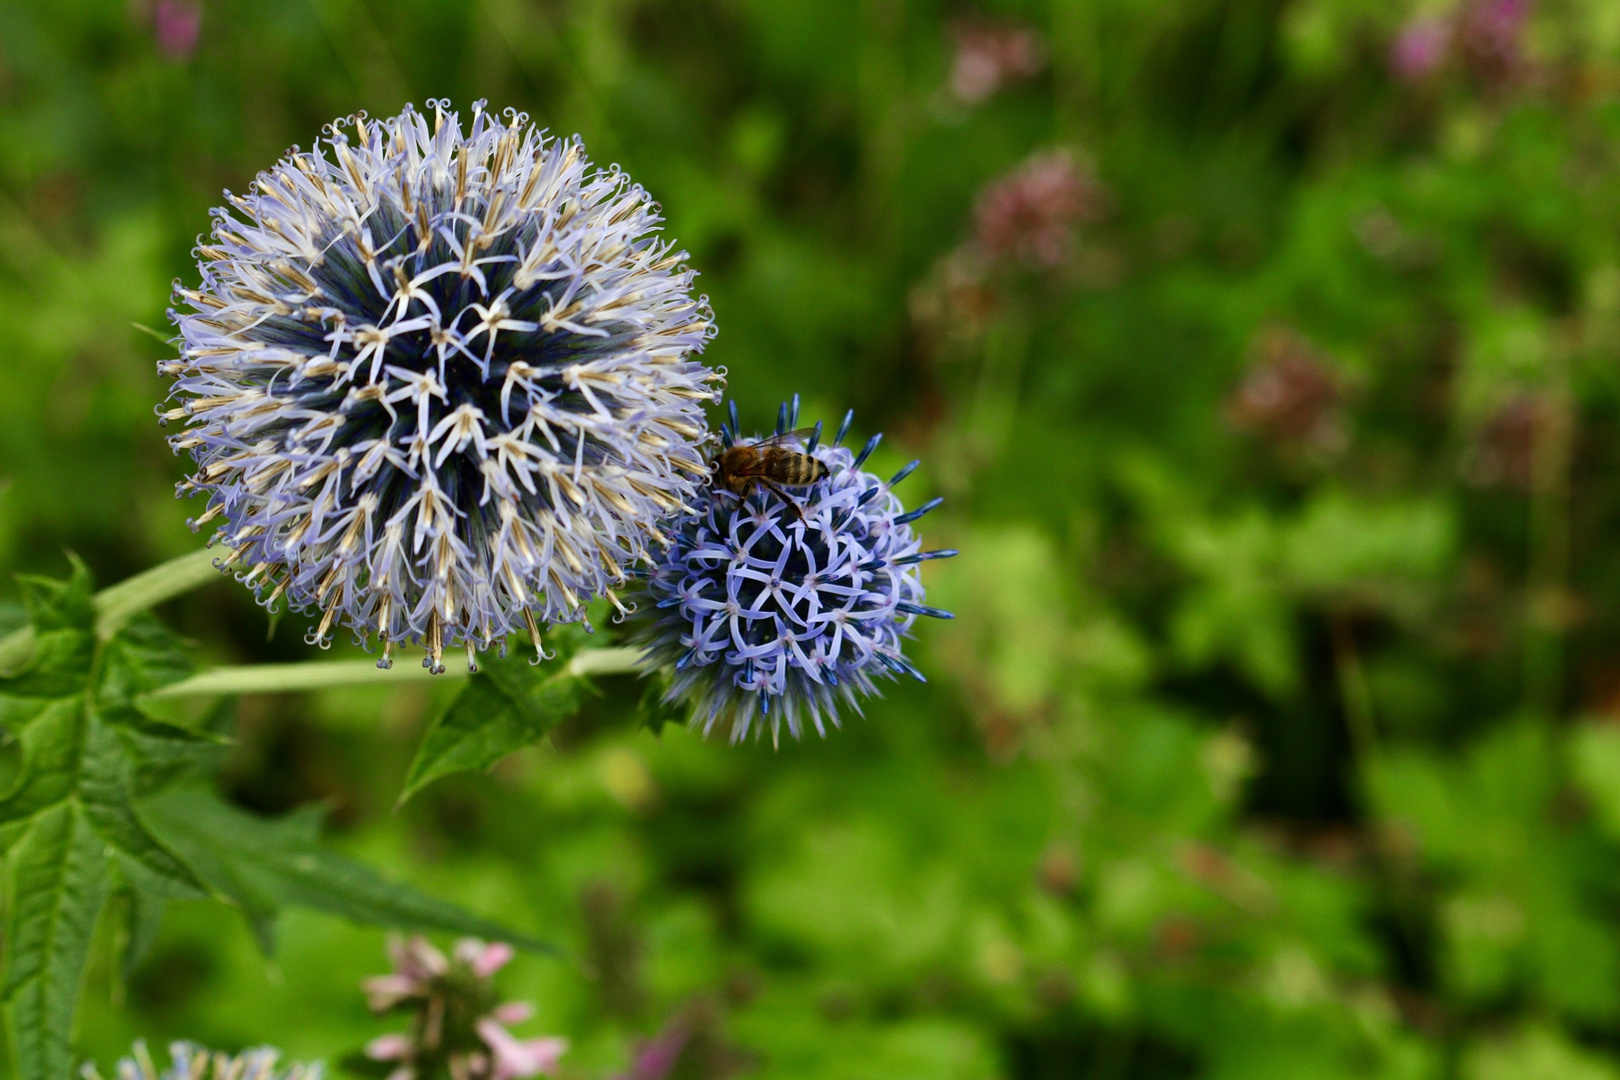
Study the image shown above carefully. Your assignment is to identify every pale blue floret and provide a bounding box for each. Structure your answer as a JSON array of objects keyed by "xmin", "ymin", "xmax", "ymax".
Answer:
[
  {"xmin": 640, "ymin": 399, "xmax": 955, "ymax": 743},
  {"xmin": 83, "ymin": 1041, "xmax": 320, "ymax": 1080},
  {"xmin": 163, "ymin": 100, "xmax": 720, "ymax": 671}
]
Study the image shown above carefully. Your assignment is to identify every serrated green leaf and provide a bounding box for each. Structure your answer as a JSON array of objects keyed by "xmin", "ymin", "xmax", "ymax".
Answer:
[
  {"xmin": 1, "ymin": 803, "xmax": 108, "ymax": 1080},
  {"xmin": 96, "ymin": 613, "xmax": 195, "ymax": 708},
  {"xmin": 399, "ymin": 629, "xmax": 594, "ymax": 803},
  {"xmin": 0, "ymin": 700, "xmax": 85, "ymax": 829},
  {"xmin": 111, "ymin": 708, "xmax": 226, "ymax": 799},
  {"xmin": 1, "ymin": 561, "xmax": 559, "ymax": 1078},
  {"xmin": 142, "ymin": 788, "xmax": 556, "ymax": 955},
  {"xmin": 0, "ymin": 564, "xmax": 213, "ymax": 1079},
  {"xmin": 4, "ymin": 567, "xmax": 95, "ymax": 700},
  {"xmin": 15, "ymin": 562, "xmax": 95, "ymax": 636},
  {"xmin": 78, "ymin": 718, "xmax": 204, "ymax": 898},
  {"xmin": 119, "ymin": 887, "xmax": 166, "ymax": 981}
]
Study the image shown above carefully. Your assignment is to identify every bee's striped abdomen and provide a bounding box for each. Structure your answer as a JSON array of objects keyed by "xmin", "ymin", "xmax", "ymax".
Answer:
[{"xmin": 766, "ymin": 450, "xmax": 828, "ymax": 487}]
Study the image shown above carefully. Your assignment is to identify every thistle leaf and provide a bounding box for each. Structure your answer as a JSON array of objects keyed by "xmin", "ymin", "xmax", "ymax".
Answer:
[
  {"xmin": 141, "ymin": 788, "xmax": 555, "ymax": 955},
  {"xmin": 0, "ymin": 565, "xmax": 210, "ymax": 1080},
  {"xmin": 1, "ymin": 803, "xmax": 108, "ymax": 1080},
  {"xmin": 399, "ymin": 627, "xmax": 593, "ymax": 804}
]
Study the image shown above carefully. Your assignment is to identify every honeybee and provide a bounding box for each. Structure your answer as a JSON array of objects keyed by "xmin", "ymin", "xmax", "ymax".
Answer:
[{"xmin": 713, "ymin": 429, "xmax": 829, "ymax": 519}]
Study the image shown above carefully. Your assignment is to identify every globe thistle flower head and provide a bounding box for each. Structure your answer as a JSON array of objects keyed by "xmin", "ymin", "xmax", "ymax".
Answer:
[
  {"xmin": 82, "ymin": 1042, "xmax": 320, "ymax": 1080},
  {"xmin": 164, "ymin": 100, "xmax": 720, "ymax": 672},
  {"xmin": 639, "ymin": 398, "xmax": 956, "ymax": 744},
  {"xmin": 364, "ymin": 935, "xmax": 566, "ymax": 1080}
]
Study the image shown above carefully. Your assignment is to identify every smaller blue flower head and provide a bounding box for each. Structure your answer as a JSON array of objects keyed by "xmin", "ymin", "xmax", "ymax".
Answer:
[{"xmin": 639, "ymin": 399, "xmax": 956, "ymax": 743}]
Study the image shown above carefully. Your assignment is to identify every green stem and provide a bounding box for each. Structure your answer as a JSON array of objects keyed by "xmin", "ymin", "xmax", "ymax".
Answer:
[
  {"xmin": 1523, "ymin": 384, "xmax": 1573, "ymax": 718},
  {"xmin": 143, "ymin": 646, "xmax": 643, "ymax": 700},
  {"xmin": 0, "ymin": 548, "xmax": 223, "ymax": 675},
  {"xmin": 93, "ymin": 548, "xmax": 223, "ymax": 640},
  {"xmin": 1330, "ymin": 615, "xmax": 1379, "ymax": 773}
]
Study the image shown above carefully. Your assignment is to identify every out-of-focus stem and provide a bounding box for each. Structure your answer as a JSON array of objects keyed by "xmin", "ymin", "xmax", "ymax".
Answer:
[
  {"xmin": 1050, "ymin": 0, "xmax": 1099, "ymax": 141},
  {"xmin": 1330, "ymin": 614, "xmax": 1379, "ymax": 771},
  {"xmin": 1524, "ymin": 374, "xmax": 1574, "ymax": 717},
  {"xmin": 968, "ymin": 296, "xmax": 1031, "ymax": 464},
  {"xmin": 143, "ymin": 647, "xmax": 643, "ymax": 699},
  {"xmin": 0, "ymin": 548, "xmax": 223, "ymax": 675},
  {"xmin": 858, "ymin": 0, "xmax": 906, "ymax": 266}
]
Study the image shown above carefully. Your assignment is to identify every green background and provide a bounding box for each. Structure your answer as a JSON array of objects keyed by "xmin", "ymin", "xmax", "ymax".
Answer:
[{"xmin": 8, "ymin": 0, "xmax": 1620, "ymax": 1076}]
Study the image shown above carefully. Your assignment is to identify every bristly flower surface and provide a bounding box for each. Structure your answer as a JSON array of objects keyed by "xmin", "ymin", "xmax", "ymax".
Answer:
[
  {"xmin": 638, "ymin": 400, "xmax": 955, "ymax": 744},
  {"xmin": 82, "ymin": 1042, "xmax": 320, "ymax": 1080},
  {"xmin": 165, "ymin": 100, "xmax": 720, "ymax": 672}
]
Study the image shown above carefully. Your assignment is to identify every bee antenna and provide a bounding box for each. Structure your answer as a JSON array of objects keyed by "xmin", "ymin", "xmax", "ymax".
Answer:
[
  {"xmin": 807, "ymin": 420, "xmax": 823, "ymax": 452},
  {"xmin": 789, "ymin": 393, "xmax": 801, "ymax": 428},
  {"xmin": 775, "ymin": 402, "xmax": 788, "ymax": 436},
  {"xmin": 835, "ymin": 409, "xmax": 854, "ymax": 447},
  {"xmin": 727, "ymin": 400, "xmax": 740, "ymax": 437}
]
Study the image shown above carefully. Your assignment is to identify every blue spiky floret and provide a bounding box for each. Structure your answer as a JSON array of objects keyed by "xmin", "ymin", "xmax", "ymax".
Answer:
[
  {"xmin": 162, "ymin": 100, "xmax": 721, "ymax": 672},
  {"xmin": 639, "ymin": 400, "xmax": 956, "ymax": 743}
]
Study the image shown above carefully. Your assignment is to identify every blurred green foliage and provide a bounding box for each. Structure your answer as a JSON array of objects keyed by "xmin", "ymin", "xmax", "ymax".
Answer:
[{"xmin": 9, "ymin": 0, "xmax": 1620, "ymax": 1077}]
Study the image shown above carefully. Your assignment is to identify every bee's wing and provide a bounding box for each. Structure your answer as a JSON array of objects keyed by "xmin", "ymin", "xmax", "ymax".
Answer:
[{"xmin": 751, "ymin": 427, "xmax": 822, "ymax": 449}]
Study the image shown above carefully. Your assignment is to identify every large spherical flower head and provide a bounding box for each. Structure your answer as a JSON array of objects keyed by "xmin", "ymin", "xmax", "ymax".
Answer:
[
  {"xmin": 639, "ymin": 399, "xmax": 956, "ymax": 743},
  {"xmin": 163, "ymin": 100, "xmax": 721, "ymax": 671}
]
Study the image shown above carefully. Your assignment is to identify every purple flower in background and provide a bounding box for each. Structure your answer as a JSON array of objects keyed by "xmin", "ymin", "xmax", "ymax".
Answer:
[
  {"xmin": 613, "ymin": 1019, "xmax": 688, "ymax": 1080},
  {"xmin": 948, "ymin": 17, "xmax": 1046, "ymax": 104},
  {"xmin": 81, "ymin": 1042, "xmax": 320, "ymax": 1080},
  {"xmin": 973, "ymin": 149, "xmax": 1104, "ymax": 269},
  {"xmin": 1460, "ymin": 0, "xmax": 1531, "ymax": 78},
  {"xmin": 364, "ymin": 937, "xmax": 566, "ymax": 1080},
  {"xmin": 638, "ymin": 400, "xmax": 955, "ymax": 744},
  {"xmin": 163, "ymin": 101, "xmax": 720, "ymax": 672},
  {"xmin": 151, "ymin": 0, "xmax": 201, "ymax": 60},
  {"xmin": 1389, "ymin": 0, "xmax": 1532, "ymax": 85},
  {"xmin": 1464, "ymin": 393, "xmax": 1555, "ymax": 492},
  {"xmin": 1225, "ymin": 326, "xmax": 1347, "ymax": 452},
  {"xmin": 1390, "ymin": 15, "xmax": 1451, "ymax": 82}
]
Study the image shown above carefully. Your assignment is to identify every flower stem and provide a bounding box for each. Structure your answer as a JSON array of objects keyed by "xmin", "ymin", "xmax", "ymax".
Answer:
[
  {"xmin": 0, "ymin": 548, "xmax": 223, "ymax": 675},
  {"xmin": 143, "ymin": 646, "xmax": 644, "ymax": 699},
  {"xmin": 93, "ymin": 548, "xmax": 224, "ymax": 640}
]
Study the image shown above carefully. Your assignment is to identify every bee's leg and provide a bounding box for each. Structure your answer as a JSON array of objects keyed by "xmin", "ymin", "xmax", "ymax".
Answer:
[{"xmin": 759, "ymin": 479, "xmax": 805, "ymax": 522}]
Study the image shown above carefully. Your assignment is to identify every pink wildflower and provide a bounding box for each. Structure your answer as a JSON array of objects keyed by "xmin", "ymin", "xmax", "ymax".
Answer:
[
  {"xmin": 614, "ymin": 1019, "xmax": 690, "ymax": 1080},
  {"xmin": 364, "ymin": 936, "xmax": 566, "ymax": 1080},
  {"xmin": 973, "ymin": 149, "xmax": 1104, "ymax": 268},
  {"xmin": 1391, "ymin": 15, "xmax": 1451, "ymax": 82},
  {"xmin": 1225, "ymin": 326, "xmax": 1347, "ymax": 451},
  {"xmin": 949, "ymin": 17, "xmax": 1046, "ymax": 104},
  {"xmin": 151, "ymin": 0, "xmax": 201, "ymax": 60},
  {"xmin": 1459, "ymin": 0, "xmax": 1531, "ymax": 80}
]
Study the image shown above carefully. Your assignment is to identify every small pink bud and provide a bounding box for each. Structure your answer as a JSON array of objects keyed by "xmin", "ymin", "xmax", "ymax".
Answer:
[{"xmin": 151, "ymin": 0, "xmax": 201, "ymax": 60}]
